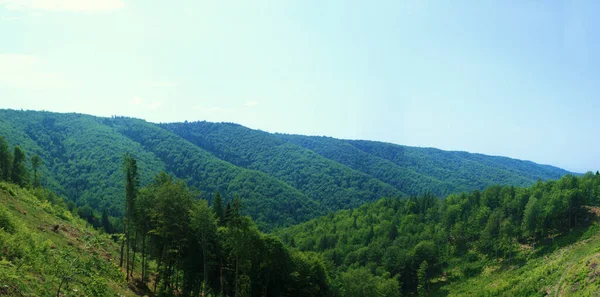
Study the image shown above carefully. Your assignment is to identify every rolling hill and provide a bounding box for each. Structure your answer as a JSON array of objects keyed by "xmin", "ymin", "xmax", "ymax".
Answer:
[{"xmin": 0, "ymin": 109, "xmax": 572, "ymax": 229}]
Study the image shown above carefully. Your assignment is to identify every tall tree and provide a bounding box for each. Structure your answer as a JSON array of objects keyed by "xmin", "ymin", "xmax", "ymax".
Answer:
[
  {"xmin": 11, "ymin": 146, "xmax": 29, "ymax": 187},
  {"xmin": 190, "ymin": 200, "xmax": 217, "ymax": 294},
  {"xmin": 122, "ymin": 153, "xmax": 139, "ymax": 280},
  {"xmin": 101, "ymin": 208, "xmax": 111, "ymax": 234},
  {"xmin": 31, "ymin": 154, "xmax": 42, "ymax": 188},
  {"xmin": 213, "ymin": 191, "xmax": 225, "ymax": 226},
  {"xmin": 0, "ymin": 136, "xmax": 11, "ymax": 182}
]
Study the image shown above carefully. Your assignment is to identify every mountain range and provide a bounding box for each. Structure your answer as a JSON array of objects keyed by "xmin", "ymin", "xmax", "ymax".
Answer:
[{"xmin": 0, "ymin": 109, "xmax": 571, "ymax": 229}]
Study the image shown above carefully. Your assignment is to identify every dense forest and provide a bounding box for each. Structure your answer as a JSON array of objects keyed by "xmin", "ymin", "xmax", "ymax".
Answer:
[
  {"xmin": 0, "ymin": 139, "xmax": 330, "ymax": 296},
  {"xmin": 0, "ymin": 109, "xmax": 571, "ymax": 231},
  {"xmin": 276, "ymin": 172, "xmax": 600, "ymax": 296}
]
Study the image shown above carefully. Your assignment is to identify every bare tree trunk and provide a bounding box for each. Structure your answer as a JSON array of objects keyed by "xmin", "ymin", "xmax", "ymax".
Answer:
[
  {"xmin": 202, "ymin": 234, "xmax": 208, "ymax": 290},
  {"xmin": 120, "ymin": 221, "xmax": 125, "ymax": 268},
  {"xmin": 126, "ymin": 220, "xmax": 130, "ymax": 281},
  {"xmin": 220, "ymin": 259, "xmax": 224, "ymax": 295},
  {"xmin": 56, "ymin": 279, "xmax": 65, "ymax": 297},
  {"xmin": 141, "ymin": 235, "xmax": 146, "ymax": 282},
  {"xmin": 132, "ymin": 230, "xmax": 137, "ymax": 279},
  {"xmin": 235, "ymin": 254, "xmax": 239, "ymax": 297}
]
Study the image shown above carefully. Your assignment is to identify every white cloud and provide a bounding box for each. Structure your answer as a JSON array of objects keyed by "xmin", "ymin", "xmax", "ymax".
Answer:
[
  {"xmin": 0, "ymin": 53, "xmax": 70, "ymax": 89},
  {"xmin": 0, "ymin": 0, "xmax": 124, "ymax": 12},
  {"xmin": 244, "ymin": 100, "xmax": 258, "ymax": 107}
]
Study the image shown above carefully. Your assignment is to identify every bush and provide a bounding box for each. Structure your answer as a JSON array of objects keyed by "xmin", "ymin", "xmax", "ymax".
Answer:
[{"xmin": 0, "ymin": 206, "xmax": 16, "ymax": 234}]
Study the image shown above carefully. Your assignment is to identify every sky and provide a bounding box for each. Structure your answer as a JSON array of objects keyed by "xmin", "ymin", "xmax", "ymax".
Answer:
[{"xmin": 0, "ymin": 0, "xmax": 599, "ymax": 173}]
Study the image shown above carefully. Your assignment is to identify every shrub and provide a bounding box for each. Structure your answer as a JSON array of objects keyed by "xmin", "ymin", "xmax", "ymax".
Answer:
[{"xmin": 0, "ymin": 206, "xmax": 16, "ymax": 234}]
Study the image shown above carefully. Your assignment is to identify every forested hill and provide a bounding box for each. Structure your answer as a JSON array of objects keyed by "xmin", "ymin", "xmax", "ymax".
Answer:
[
  {"xmin": 0, "ymin": 109, "xmax": 571, "ymax": 229},
  {"xmin": 275, "ymin": 172, "xmax": 600, "ymax": 296}
]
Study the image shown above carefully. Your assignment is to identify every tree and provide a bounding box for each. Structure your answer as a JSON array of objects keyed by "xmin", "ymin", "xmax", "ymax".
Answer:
[
  {"xmin": 189, "ymin": 200, "xmax": 217, "ymax": 295},
  {"xmin": 0, "ymin": 136, "xmax": 11, "ymax": 181},
  {"xmin": 31, "ymin": 154, "xmax": 42, "ymax": 188},
  {"xmin": 78, "ymin": 204, "xmax": 96, "ymax": 226},
  {"xmin": 121, "ymin": 153, "xmax": 139, "ymax": 280},
  {"xmin": 417, "ymin": 261, "xmax": 429, "ymax": 297},
  {"xmin": 101, "ymin": 208, "xmax": 111, "ymax": 233},
  {"xmin": 522, "ymin": 197, "xmax": 540, "ymax": 240},
  {"xmin": 213, "ymin": 191, "xmax": 225, "ymax": 226},
  {"xmin": 11, "ymin": 146, "xmax": 29, "ymax": 187}
]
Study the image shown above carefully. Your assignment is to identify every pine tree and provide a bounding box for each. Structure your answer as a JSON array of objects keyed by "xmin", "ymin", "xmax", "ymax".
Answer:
[{"xmin": 121, "ymin": 154, "xmax": 139, "ymax": 281}]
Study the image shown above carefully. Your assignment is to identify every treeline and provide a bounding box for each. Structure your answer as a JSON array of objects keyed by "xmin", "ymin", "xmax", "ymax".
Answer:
[
  {"xmin": 120, "ymin": 155, "xmax": 330, "ymax": 297},
  {"xmin": 277, "ymin": 173, "xmax": 600, "ymax": 296}
]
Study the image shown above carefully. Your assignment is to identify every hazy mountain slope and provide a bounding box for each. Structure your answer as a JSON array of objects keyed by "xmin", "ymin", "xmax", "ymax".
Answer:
[
  {"xmin": 279, "ymin": 134, "xmax": 460, "ymax": 196},
  {"xmin": 347, "ymin": 139, "xmax": 570, "ymax": 192},
  {"xmin": 162, "ymin": 121, "xmax": 403, "ymax": 210}
]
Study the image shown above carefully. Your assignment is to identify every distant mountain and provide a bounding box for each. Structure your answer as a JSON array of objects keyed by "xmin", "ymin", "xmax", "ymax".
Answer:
[{"xmin": 0, "ymin": 109, "xmax": 572, "ymax": 229}]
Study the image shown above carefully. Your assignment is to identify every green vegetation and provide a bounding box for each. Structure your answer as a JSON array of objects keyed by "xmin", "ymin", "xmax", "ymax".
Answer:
[
  {"xmin": 281, "ymin": 134, "xmax": 570, "ymax": 197},
  {"xmin": 117, "ymin": 157, "xmax": 332, "ymax": 297},
  {"xmin": 163, "ymin": 122, "xmax": 402, "ymax": 211},
  {"xmin": 276, "ymin": 173, "xmax": 600, "ymax": 296},
  {"xmin": 0, "ymin": 182, "xmax": 136, "ymax": 296},
  {"xmin": 1, "ymin": 109, "xmax": 599, "ymax": 296},
  {"xmin": 0, "ymin": 109, "xmax": 572, "ymax": 230}
]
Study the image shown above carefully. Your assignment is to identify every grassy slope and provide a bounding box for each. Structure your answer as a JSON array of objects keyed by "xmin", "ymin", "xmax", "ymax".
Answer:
[
  {"xmin": 0, "ymin": 182, "xmax": 135, "ymax": 296},
  {"xmin": 440, "ymin": 220, "xmax": 600, "ymax": 297}
]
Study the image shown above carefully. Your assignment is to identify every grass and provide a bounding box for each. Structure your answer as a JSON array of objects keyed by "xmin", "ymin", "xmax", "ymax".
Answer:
[
  {"xmin": 436, "ymin": 221, "xmax": 600, "ymax": 297},
  {"xmin": 0, "ymin": 182, "xmax": 137, "ymax": 296}
]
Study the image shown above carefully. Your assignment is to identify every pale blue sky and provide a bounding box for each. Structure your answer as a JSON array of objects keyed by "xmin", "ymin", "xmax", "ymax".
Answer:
[{"xmin": 0, "ymin": 1, "xmax": 599, "ymax": 172}]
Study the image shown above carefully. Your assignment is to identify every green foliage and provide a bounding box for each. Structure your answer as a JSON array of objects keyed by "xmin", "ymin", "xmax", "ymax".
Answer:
[
  {"xmin": 31, "ymin": 154, "xmax": 42, "ymax": 188},
  {"xmin": 0, "ymin": 136, "xmax": 11, "ymax": 182},
  {"xmin": 277, "ymin": 173, "xmax": 600, "ymax": 296},
  {"xmin": 280, "ymin": 134, "xmax": 570, "ymax": 197},
  {"xmin": 127, "ymin": 171, "xmax": 333, "ymax": 297},
  {"xmin": 0, "ymin": 205, "xmax": 16, "ymax": 234},
  {"xmin": 10, "ymin": 146, "xmax": 29, "ymax": 187},
  {"xmin": 0, "ymin": 182, "xmax": 136, "ymax": 296},
  {"xmin": 163, "ymin": 122, "xmax": 402, "ymax": 212}
]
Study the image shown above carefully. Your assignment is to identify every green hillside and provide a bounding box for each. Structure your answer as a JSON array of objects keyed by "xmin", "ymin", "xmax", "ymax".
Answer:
[
  {"xmin": 275, "ymin": 172, "xmax": 600, "ymax": 296},
  {"xmin": 0, "ymin": 182, "xmax": 137, "ymax": 296},
  {"xmin": 442, "ymin": 221, "xmax": 600, "ymax": 296},
  {"xmin": 162, "ymin": 122, "xmax": 402, "ymax": 211},
  {"xmin": 0, "ymin": 109, "xmax": 573, "ymax": 230},
  {"xmin": 281, "ymin": 134, "xmax": 570, "ymax": 197}
]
